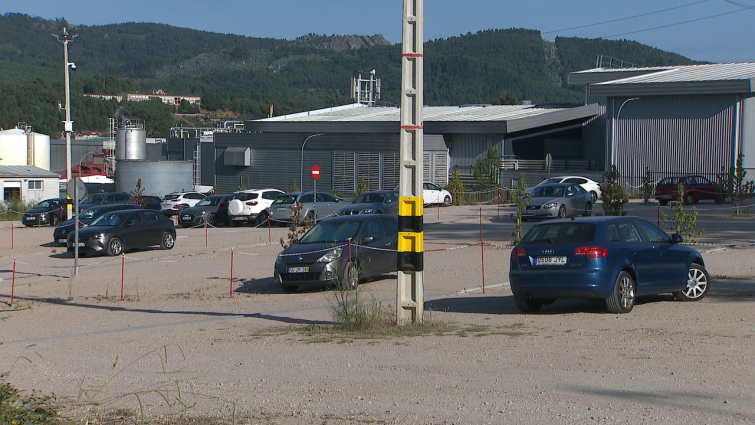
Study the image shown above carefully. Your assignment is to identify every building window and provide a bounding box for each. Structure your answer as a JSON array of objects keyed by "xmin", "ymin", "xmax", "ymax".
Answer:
[{"xmin": 28, "ymin": 180, "xmax": 43, "ymax": 190}]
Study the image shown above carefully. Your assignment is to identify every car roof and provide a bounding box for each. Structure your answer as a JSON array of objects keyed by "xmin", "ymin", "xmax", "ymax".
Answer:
[
  {"xmin": 233, "ymin": 188, "xmax": 282, "ymax": 193},
  {"xmin": 535, "ymin": 183, "xmax": 572, "ymax": 188},
  {"xmin": 533, "ymin": 216, "xmax": 647, "ymax": 225},
  {"xmin": 360, "ymin": 190, "xmax": 396, "ymax": 194},
  {"xmin": 321, "ymin": 214, "xmax": 397, "ymax": 223}
]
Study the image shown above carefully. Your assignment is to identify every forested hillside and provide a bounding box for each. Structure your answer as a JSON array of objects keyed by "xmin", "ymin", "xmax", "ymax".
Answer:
[{"xmin": 0, "ymin": 13, "xmax": 701, "ymax": 137}]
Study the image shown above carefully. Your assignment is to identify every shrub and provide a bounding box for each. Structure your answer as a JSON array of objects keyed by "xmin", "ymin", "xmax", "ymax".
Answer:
[
  {"xmin": 661, "ymin": 182, "xmax": 703, "ymax": 243},
  {"xmin": 446, "ymin": 168, "xmax": 465, "ymax": 206},
  {"xmin": 509, "ymin": 173, "xmax": 532, "ymax": 243},
  {"xmin": 601, "ymin": 165, "xmax": 628, "ymax": 216}
]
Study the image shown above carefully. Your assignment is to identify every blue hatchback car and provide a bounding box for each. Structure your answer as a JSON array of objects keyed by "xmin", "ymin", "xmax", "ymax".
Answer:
[{"xmin": 509, "ymin": 216, "xmax": 710, "ymax": 314}]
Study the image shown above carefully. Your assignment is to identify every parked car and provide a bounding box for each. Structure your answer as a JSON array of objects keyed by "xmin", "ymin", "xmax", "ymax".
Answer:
[
  {"xmin": 53, "ymin": 203, "xmax": 142, "ymax": 245},
  {"xmin": 526, "ymin": 176, "xmax": 603, "ymax": 204},
  {"xmin": 268, "ymin": 191, "xmax": 342, "ymax": 225},
  {"xmin": 339, "ymin": 190, "xmax": 399, "ymax": 215},
  {"xmin": 76, "ymin": 192, "xmax": 133, "ymax": 214},
  {"xmin": 509, "ymin": 216, "xmax": 710, "ymax": 313},
  {"xmin": 654, "ymin": 175, "xmax": 723, "ymax": 205},
  {"xmin": 22, "ymin": 198, "xmax": 67, "ymax": 227},
  {"xmin": 67, "ymin": 209, "xmax": 176, "ymax": 257},
  {"xmin": 227, "ymin": 189, "xmax": 284, "ymax": 227},
  {"xmin": 274, "ymin": 215, "xmax": 398, "ymax": 292},
  {"xmin": 522, "ymin": 183, "xmax": 592, "ymax": 221},
  {"xmin": 178, "ymin": 195, "xmax": 231, "ymax": 228},
  {"xmin": 141, "ymin": 196, "xmax": 163, "ymax": 211},
  {"xmin": 423, "ymin": 182, "xmax": 453, "ymax": 206},
  {"xmin": 160, "ymin": 191, "xmax": 207, "ymax": 216}
]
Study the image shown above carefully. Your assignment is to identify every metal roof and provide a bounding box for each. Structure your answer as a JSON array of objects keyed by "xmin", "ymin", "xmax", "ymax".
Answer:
[
  {"xmin": 248, "ymin": 104, "xmax": 600, "ymax": 134},
  {"xmin": 569, "ymin": 63, "xmax": 755, "ymax": 97},
  {"xmin": 0, "ymin": 165, "xmax": 60, "ymax": 178}
]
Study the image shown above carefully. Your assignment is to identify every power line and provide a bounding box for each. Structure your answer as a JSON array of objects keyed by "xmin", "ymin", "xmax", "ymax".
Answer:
[
  {"xmin": 543, "ymin": 0, "xmax": 712, "ymax": 34},
  {"xmin": 722, "ymin": 0, "xmax": 755, "ymax": 7},
  {"xmin": 601, "ymin": 5, "xmax": 754, "ymax": 39}
]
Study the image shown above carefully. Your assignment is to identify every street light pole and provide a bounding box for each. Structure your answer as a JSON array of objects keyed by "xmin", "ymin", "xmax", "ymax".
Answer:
[
  {"xmin": 612, "ymin": 97, "xmax": 640, "ymax": 169},
  {"xmin": 78, "ymin": 151, "xmax": 97, "ymax": 178},
  {"xmin": 56, "ymin": 27, "xmax": 78, "ymax": 220},
  {"xmin": 300, "ymin": 133, "xmax": 324, "ymax": 190}
]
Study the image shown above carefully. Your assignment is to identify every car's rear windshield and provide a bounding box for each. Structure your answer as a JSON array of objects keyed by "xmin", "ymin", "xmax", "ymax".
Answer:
[
  {"xmin": 273, "ymin": 195, "xmax": 296, "ymax": 205},
  {"xmin": 532, "ymin": 186, "xmax": 565, "ymax": 198},
  {"xmin": 162, "ymin": 194, "xmax": 180, "ymax": 201},
  {"xmin": 658, "ymin": 177, "xmax": 683, "ymax": 186},
  {"xmin": 233, "ymin": 193, "xmax": 259, "ymax": 201},
  {"xmin": 521, "ymin": 223, "xmax": 597, "ymax": 244},
  {"xmin": 354, "ymin": 193, "xmax": 385, "ymax": 204}
]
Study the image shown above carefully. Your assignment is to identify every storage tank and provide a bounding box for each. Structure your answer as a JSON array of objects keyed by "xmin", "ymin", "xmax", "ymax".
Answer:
[
  {"xmin": 27, "ymin": 131, "xmax": 51, "ymax": 170},
  {"xmin": 115, "ymin": 121, "xmax": 147, "ymax": 160},
  {"xmin": 115, "ymin": 160, "xmax": 194, "ymax": 197},
  {"xmin": 0, "ymin": 128, "xmax": 51, "ymax": 170}
]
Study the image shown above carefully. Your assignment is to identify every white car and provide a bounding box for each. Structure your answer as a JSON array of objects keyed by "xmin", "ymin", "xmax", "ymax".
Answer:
[
  {"xmin": 160, "ymin": 191, "xmax": 207, "ymax": 216},
  {"xmin": 227, "ymin": 188, "xmax": 284, "ymax": 227},
  {"xmin": 423, "ymin": 182, "xmax": 453, "ymax": 206},
  {"xmin": 525, "ymin": 176, "xmax": 602, "ymax": 204}
]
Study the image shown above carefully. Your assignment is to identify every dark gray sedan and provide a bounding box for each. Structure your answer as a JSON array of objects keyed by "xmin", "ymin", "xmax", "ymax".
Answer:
[
  {"xmin": 339, "ymin": 190, "xmax": 399, "ymax": 215},
  {"xmin": 53, "ymin": 203, "xmax": 141, "ymax": 245},
  {"xmin": 67, "ymin": 209, "xmax": 176, "ymax": 256},
  {"xmin": 522, "ymin": 183, "xmax": 593, "ymax": 221},
  {"xmin": 178, "ymin": 195, "xmax": 231, "ymax": 228},
  {"xmin": 274, "ymin": 215, "xmax": 398, "ymax": 292}
]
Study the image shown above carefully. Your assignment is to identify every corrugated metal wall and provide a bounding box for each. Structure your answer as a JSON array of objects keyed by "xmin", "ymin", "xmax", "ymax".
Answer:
[
  {"xmin": 583, "ymin": 96, "xmax": 608, "ymax": 171},
  {"xmin": 447, "ymin": 133, "xmax": 504, "ymax": 174},
  {"xmin": 742, "ymin": 95, "xmax": 755, "ymax": 172},
  {"xmin": 612, "ymin": 95, "xmax": 738, "ymax": 188}
]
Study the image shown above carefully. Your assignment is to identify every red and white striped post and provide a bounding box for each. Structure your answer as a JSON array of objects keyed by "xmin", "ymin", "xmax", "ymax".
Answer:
[
  {"xmin": 10, "ymin": 258, "xmax": 16, "ymax": 305},
  {"xmin": 205, "ymin": 219, "xmax": 208, "ymax": 247},
  {"xmin": 348, "ymin": 238, "xmax": 353, "ymax": 291},
  {"xmin": 120, "ymin": 253, "xmax": 125, "ymax": 301},
  {"xmin": 230, "ymin": 248, "xmax": 234, "ymax": 298},
  {"xmin": 11, "ymin": 210, "xmax": 14, "ymax": 250},
  {"xmin": 479, "ymin": 207, "xmax": 486, "ymax": 294}
]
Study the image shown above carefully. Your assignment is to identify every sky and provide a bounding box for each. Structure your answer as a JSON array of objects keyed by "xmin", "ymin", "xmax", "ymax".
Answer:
[{"xmin": 1, "ymin": 0, "xmax": 754, "ymax": 63}]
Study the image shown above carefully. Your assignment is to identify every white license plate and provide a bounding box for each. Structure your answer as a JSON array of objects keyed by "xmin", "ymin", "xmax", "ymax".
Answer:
[
  {"xmin": 74, "ymin": 243, "xmax": 85, "ymax": 247},
  {"xmin": 534, "ymin": 256, "xmax": 567, "ymax": 266},
  {"xmin": 287, "ymin": 267, "xmax": 309, "ymax": 273},
  {"xmin": 233, "ymin": 217, "xmax": 245, "ymax": 221},
  {"xmin": 58, "ymin": 239, "xmax": 67, "ymax": 243},
  {"xmin": 277, "ymin": 207, "xmax": 288, "ymax": 211},
  {"xmin": 182, "ymin": 215, "xmax": 191, "ymax": 220},
  {"xmin": 26, "ymin": 217, "xmax": 35, "ymax": 221}
]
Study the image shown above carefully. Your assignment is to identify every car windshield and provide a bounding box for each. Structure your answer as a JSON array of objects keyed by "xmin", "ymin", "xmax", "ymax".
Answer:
[
  {"xmin": 273, "ymin": 196, "xmax": 296, "ymax": 205},
  {"xmin": 543, "ymin": 178, "xmax": 562, "ymax": 184},
  {"xmin": 233, "ymin": 192, "xmax": 258, "ymax": 201},
  {"xmin": 78, "ymin": 207, "xmax": 103, "ymax": 220},
  {"xmin": 299, "ymin": 220, "xmax": 361, "ymax": 243},
  {"xmin": 521, "ymin": 223, "xmax": 597, "ymax": 244},
  {"xmin": 354, "ymin": 193, "xmax": 385, "ymax": 204},
  {"xmin": 532, "ymin": 186, "xmax": 565, "ymax": 198},
  {"xmin": 163, "ymin": 194, "xmax": 180, "ymax": 201},
  {"xmin": 80, "ymin": 194, "xmax": 106, "ymax": 204},
  {"xmin": 90, "ymin": 213, "xmax": 125, "ymax": 227},
  {"xmin": 196, "ymin": 197, "xmax": 219, "ymax": 206},
  {"xmin": 34, "ymin": 200, "xmax": 59, "ymax": 208}
]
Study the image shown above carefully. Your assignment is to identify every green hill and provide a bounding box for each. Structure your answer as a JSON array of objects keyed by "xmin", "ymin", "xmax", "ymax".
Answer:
[{"xmin": 0, "ymin": 13, "xmax": 701, "ymax": 137}]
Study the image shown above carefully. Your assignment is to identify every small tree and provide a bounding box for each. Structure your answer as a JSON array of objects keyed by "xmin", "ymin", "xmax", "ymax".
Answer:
[
  {"xmin": 661, "ymin": 182, "xmax": 703, "ymax": 243},
  {"xmin": 510, "ymin": 174, "xmax": 532, "ymax": 244},
  {"xmin": 292, "ymin": 179, "xmax": 299, "ymax": 192},
  {"xmin": 730, "ymin": 154, "xmax": 754, "ymax": 216},
  {"xmin": 472, "ymin": 142, "xmax": 499, "ymax": 190},
  {"xmin": 354, "ymin": 176, "xmax": 369, "ymax": 198},
  {"xmin": 640, "ymin": 167, "xmax": 655, "ymax": 204},
  {"xmin": 447, "ymin": 168, "xmax": 465, "ymax": 206},
  {"xmin": 601, "ymin": 165, "xmax": 629, "ymax": 216},
  {"xmin": 279, "ymin": 202, "xmax": 312, "ymax": 249},
  {"xmin": 130, "ymin": 178, "xmax": 146, "ymax": 207}
]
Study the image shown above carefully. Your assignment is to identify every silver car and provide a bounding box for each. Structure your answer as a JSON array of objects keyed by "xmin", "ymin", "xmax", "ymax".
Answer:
[
  {"xmin": 522, "ymin": 183, "xmax": 592, "ymax": 221},
  {"xmin": 268, "ymin": 191, "xmax": 342, "ymax": 225}
]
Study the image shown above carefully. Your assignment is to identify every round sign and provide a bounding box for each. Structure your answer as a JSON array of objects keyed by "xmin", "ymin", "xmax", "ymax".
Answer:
[
  {"xmin": 66, "ymin": 177, "xmax": 87, "ymax": 201},
  {"xmin": 311, "ymin": 164, "xmax": 321, "ymax": 181}
]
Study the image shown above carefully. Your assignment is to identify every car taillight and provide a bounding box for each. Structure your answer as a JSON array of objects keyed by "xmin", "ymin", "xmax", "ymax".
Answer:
[
  {"xmin": 245, "ymin": 201, "xmax": 258, "ymax": 206},
  {"xmin": 574, "ymin": 247, "xmax": 607, "ymax": 258},
  {"xmin": 510, "ymin": 248, "xmax": 526, "ymax": 261}
]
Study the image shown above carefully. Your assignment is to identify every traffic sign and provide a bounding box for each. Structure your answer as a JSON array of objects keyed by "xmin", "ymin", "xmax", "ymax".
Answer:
[
  {"xmin": 66, "ymin": 177, "xmax": 87, "ymax": 201},
  {"xmin": 311, "ymin": 165, "xmax": 321, "ymax": 180}
]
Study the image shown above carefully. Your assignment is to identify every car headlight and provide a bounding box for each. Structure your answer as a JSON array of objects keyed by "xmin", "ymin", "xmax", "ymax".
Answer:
[
  {"xmin": 95, "ymin": 233, "xmax": 106, "ymax": 240},
  {"xmin": 543, "ymin": 202, "xmax": 558, "ymax": 209},
  {"xmin": 360, "ymin": 209, "xmax": 373, "ymax": 214},
  {"xmin": 40, "ymin": 214, "xmax": 48, "ymax": 221},
  {"xmin": 276, "ymin": 254, "xmax": 283, "ymax": 264},
  {"xmin": 317, "ymin": 247, "xmax": 343, "ymax": 263},
  {"xmin": 200, "ymin": 210, "xmax": 206, "ymax": 215}
]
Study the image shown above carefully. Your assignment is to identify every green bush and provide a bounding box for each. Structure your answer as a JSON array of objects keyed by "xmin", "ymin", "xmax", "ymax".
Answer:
[{"xmin": 0, "ymin": 197, "xmax": 36, "ymax": 221}]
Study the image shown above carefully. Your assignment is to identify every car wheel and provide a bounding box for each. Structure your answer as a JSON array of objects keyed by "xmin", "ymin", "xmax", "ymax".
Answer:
[
  {"xmin": 254, "ymin": 212, "xmax": 268, "ymax": 227},
  {"xmin": 160, "ymin": 232, "xmax": 175, "ymax": 250},
  {"xmin": 107, "ymin": 238, "xmax": 124, "ymax": 256},
  {"xmin": 282, "ymin": 285, "xmax": 298, "ymax": 293},
  {"xmin": 590, "ymin": 191, "xmax": 598, "ymax": 204},
  {"xmin": 305, "ymin": 211, "xmax": 315, "ymax": 225},
  {"xmin": 205, "ymin": 213, "xmax": 217, "ymax": 227},
  {"xmin": 513, "ymin": 293, "xmax": 543, "ymax": 313},
  {"xmin": 606, "ymin": 271, "xmax": 635, "ymax": 314},
  {"xmin": 684, "ymin": 193, "xmax": 694, "ymax": 205},
  {"xmin": 583, "ymin": 202, "xmax": 592, "ymax": 217},
  {"xmin": 558, "ymin": 205, "xmax": 567, "ymax": 218},
  {"xmin": 674, "ymin": 263, "xmax": 710, "ymax": 301},
  {"xmin": 444, "ymin": 195, "xmax": 452, "ymax": 206}
]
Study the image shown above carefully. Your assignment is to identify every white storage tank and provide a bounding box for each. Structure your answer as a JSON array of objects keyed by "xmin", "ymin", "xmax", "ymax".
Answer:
[
  {"xmin": 0, "ymin": 128, "xmax": 51, "ymax": 170},
  {"xmin": 115, "ymin": 122, "xmax": 147, "ymax": 160},
  {"xmin": 115, "ymin": 160, "xmax": 194, "ymax": 197}
]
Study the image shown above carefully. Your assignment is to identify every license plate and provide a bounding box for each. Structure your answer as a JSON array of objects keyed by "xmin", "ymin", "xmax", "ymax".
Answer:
[
  {"xmin": 182, "ymin": 215, "xmax": 191, "ymax": 220},
  {"xmin": 233, "ymin": 217, "xmax": 245, "ymax": 221},
  {"xmin": 26, "ymin": 217, "xmax": 35, "ymax": 221},
  {"xmin": 534, "ymin": 256, "xmax": 567, "ymax": 266},
  {"xmin": 287, "ymin": 267, "xmax": 309, "ymax": 273},
  {"xmin": 74, "ymin": 243, "xmax": 85, "ymax": 247},
  {"xmin": 58, "ymin": 239, "xmax": 67, "ymax": 243}
]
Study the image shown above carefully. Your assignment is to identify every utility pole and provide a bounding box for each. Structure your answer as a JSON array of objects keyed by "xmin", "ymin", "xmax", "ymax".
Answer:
[
  {"xmin": 397, "ymin": 0, "xmax": 424, "ymax": 325},
  {"xmin": 55, "ymin": 26, "xmax": 78, "ymax": 219}
]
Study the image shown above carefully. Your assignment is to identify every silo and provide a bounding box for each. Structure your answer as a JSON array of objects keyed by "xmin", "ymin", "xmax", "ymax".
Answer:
[
  {"xmin": 27, "ymin": 132, "xmax": 51, "ymax": 171},
  {"xmin": 115, "ymin": 160, "xmax": 194, "ymax": 197},
  {"xmin": 0, "ymin": 129, "xmax": 28, "ymax": 165},
  {"xmin": 115, "ymin": 122, "xmax": 147, "ymax": 160}
]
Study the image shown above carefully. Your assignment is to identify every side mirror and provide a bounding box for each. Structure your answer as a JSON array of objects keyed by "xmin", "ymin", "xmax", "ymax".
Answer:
[
  {"xmin": 361, "ymin": 236, "xmax": 375, "ymax": 244},
  {"xmin": 671, "ymin": 233, "xmax": 683, "ymax": 244}
]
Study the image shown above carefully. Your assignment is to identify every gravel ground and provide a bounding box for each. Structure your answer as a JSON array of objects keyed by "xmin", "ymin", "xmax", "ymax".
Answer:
[{"xmin": 1, "ymin": 203, "xmax": 754, "ymax": 424}]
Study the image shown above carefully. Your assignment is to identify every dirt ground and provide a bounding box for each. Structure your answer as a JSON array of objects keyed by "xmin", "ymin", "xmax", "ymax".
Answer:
[{"xmin": 1, "ymin": 203, "xmax": 754, "ymax": 424}]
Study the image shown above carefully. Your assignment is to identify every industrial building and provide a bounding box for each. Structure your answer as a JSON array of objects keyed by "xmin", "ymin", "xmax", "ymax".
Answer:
[
  {"xmin": 569, "ymin": 62, "xmax": 755, "ymax": 188},
  {"xmin": 211, "ymin": 103, "xmax": 600, "ymax": 194},
  {"xmin": 0, "ymin": 165, "xmax": 60, "ymax": 203}
]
